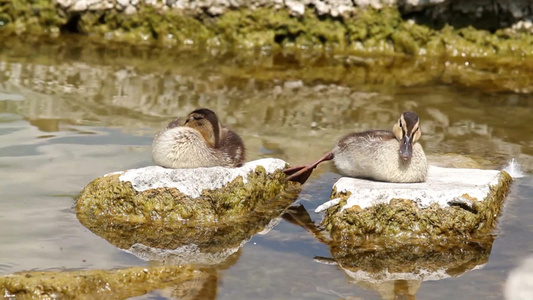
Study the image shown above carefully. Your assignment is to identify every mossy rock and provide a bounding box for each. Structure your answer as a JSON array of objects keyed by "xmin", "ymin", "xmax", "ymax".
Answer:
[
  {"xmin": 77, "ymin": 186, "xmax": 300, "ymax": 265},
  {"xmin": 320, "ymin": 166, "xmax": 512, "ymax": 245},
  {"xmin": 0, "ymin": 265, "xmax": 213, "ymax": 299},
  {"xmin": 77, "ymin": 158, "xmax": 298, "ymax": 224},
  {"xmin": 2, "ymin": 2, "xmax": 533, "ymax": 57}
]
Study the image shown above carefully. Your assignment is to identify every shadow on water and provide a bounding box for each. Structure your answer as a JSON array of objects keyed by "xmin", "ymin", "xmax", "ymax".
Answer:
[{"xmin": 395, "ymin": 0, "xmax": 533, "ymax": 32}]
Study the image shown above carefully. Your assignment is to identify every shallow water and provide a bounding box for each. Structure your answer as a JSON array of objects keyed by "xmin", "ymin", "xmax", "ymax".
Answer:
[{"xmin": 0, "ymin": 37, "xmax": 532, "ymax": 299}]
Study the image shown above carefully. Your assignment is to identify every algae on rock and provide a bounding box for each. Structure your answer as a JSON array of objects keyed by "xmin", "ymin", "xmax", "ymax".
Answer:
[
  {"xmin": 0, "ymin": 265, "xmax": 212, "ymax": 299},
  {"xmin": 77, "ymin": 187, "xmax": 300, "ymax": 264},
  {"xmin": 2, "ymin": 1, "xmax": 533, "ymax": 57},
  {"xmin": 321, "ymin": 170, "xmax": 512, "ymax": 245},
  {"xmin": 77, "ymin": 159, "xmax": 298, "ymax": 224}
]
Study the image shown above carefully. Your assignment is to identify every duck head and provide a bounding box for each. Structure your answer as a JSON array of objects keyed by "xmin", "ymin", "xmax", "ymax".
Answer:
[
  {"xmin": 184, "ymin": 108, "xmax": 222, "ymax": 148},
  {"xmin": 392, "ymin": 111, "xmax": 421, "ymax": 161}
]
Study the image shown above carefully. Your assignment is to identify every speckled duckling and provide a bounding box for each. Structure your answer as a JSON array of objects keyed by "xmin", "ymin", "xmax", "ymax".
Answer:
[
  {"xmin": 285, "ymin": 111, "xmax": 428, "ymax": 184},
  {"xmin": 152, "ymin": 108, "xmax": 245, "ymax": 169}
]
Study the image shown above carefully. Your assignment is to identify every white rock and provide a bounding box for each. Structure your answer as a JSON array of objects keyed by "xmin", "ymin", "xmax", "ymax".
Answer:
[
  {"xmin": 285, "ymin": 0, "xmax": 305, "ymax": 16},
  {"xmin": 117, "ymin": 0, "xmax": 130, "ymax": 7},
  {"xmin": 327, "ymin": 166, "xmax": 502, "ymax": 211},
  {"xmin": 71, "ymin": 0, "xmax": 88, "ymax": 11},
  {"xmin": 124, "ymin": 5, "xmax": 137, "ymax": 14},
  {"xmin": 118, "ymin": 158, "xmax": 287, "ymax": 198}
]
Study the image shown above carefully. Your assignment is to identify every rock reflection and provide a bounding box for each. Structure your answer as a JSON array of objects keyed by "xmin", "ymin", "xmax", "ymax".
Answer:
[
  {"xmin": 284, "ymin": 204, "xmax": 494, "ymax": 300},
  {"xmin": 78, "ymin": 186, "xmax": 300, "ymax": 262},
  {"xmin": 1, "ymin": 41, "xmax": 532, "ymax": 173},
  {"xmin": 69, "ymin": 188, "xmax": 299, "ymax": 298}
]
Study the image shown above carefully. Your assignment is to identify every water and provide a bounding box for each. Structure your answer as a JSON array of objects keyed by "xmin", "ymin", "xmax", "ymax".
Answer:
[{"xmin": 0, "ymin": 37, "xmax": 532, "ymax": 299}]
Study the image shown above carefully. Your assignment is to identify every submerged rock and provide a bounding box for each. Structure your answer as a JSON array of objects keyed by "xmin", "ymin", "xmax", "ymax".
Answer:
[
  {"xmin": 77, "ymin": 158, "xmax": 298, "ymax": 224},
  {"xmin": 320, "ymin": 166, "xmax": 512, "ymax": 244},
  {"xmin": 0, "ymin": 265, "xmax": 207, "ymax": 299}
]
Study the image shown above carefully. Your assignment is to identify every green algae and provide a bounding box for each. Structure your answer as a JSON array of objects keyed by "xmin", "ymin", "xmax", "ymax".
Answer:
[
  {"xmin": 2, "ymin": 2, "xmax": 533, "ymax": 57},
  {"xmin": 322, "ymin": 171, "xmax": 512, "ymax": 245},
  {"xmin": 76, "ymin": 166, "xmax": 298, "ymax": 224},
  {"xmin": 78, "ymin": 6, "xmax": 214, "ymax": 46},
  {"xmin": 77, "ymin": 187, "xmax": 301, "ymax": 255},
  {"xmin": 0, "ymin": 265, "xmax": 207, "ymax": 299},
  {"xmin": 0, "ymin": 0, "xmax": 66, "ymax": 36}
]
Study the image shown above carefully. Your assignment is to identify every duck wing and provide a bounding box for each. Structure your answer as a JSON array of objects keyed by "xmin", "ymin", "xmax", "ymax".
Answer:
[{"xmin": 218, "ymin": 127, "xmax": 246, "ymax": 167}]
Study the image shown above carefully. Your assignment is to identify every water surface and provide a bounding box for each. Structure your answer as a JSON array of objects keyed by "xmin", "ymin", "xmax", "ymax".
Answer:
[{"xmin": 0, "ymin": 38, "xmax": 532, "ymax": 299}]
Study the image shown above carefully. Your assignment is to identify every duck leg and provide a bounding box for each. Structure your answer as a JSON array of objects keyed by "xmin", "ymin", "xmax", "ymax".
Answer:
[{"xmin": 283, "ymin": 151, "xmax": 334, "ymax": 184}]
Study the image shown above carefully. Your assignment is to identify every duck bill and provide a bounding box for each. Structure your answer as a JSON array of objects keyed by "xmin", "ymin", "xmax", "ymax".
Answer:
[{"xmin": 399, "ymin": 136, "xmax": 413, "ymax": 160}]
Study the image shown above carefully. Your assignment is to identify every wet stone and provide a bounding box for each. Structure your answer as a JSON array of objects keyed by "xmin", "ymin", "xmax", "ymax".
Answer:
[
  {"xmin": 76, "ymin": 158, "xmax": 298, "ymax": 224},
  {"xmin": 320, "ymin": 166, "xmax": 512, "ymax": 244}
]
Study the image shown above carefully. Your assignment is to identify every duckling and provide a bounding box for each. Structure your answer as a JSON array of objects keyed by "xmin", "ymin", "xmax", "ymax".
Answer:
[
  {"xmin": 152, "ymin": 108, "xmax": 245, "ymax": 169},
  {"xmin": 284, "ymin": 111, "xmax": 428, "ymax": 184}
]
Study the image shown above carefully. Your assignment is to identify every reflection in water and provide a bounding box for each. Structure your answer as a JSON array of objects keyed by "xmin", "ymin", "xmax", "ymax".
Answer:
[
  {"xmin": 0, "ymin": 37, "xmax": 532, "ymax": 299},
  {"xmin": 0, "ymin": 39, "xmax": 531, "ymax": 173},
  {"xmin": 70, "ymin": 189, "xmax": 299, "ymax": 298},
  {"xmin": 284, "ymin": 204, "xmax": 494, "ymax": 300}
]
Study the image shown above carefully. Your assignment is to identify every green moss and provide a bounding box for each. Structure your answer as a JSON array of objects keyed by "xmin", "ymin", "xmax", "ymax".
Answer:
[
  {"xmin": 76, "ymin": 167, "xmax": 298, "ymax": 224},
  {"xmin": 0, "ymin": 0, "xmax": 66, "ymax": 35},
  {"xmin": 77, "ymin": 187, "xmax": 300, "ymax": 254},
  {"xmin": 0, "ymin": 265, "xmax": 205, "ymax": 299},
  {"xmin": 3, "ymin": 3, "xmax": 533, "ymax": 56},
  {"xmin": 75, "ymin": 165, "xmax": 300, "ymax": 256},
  {"xmin": 322, "ymin": 171, "xmax": 512, "ymax": 245},
  {"xmin": 77, "ymin": 7, "xmax": 213, "ymax": 45}
]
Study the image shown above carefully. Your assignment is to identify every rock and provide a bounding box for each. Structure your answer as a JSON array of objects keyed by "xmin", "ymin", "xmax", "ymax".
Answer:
[
  {"xmin": 320, "ymin": 166, "xmax": 512, "ymax": 244},
  {"xmin": 76, "ymin": 158, "xmax": 298, "ymax": 224},
  {"xmin": 0, "ymin": 265, "xmax": 203, "ymax": 299},
  {"xmin": 77, "ymin": 185, "xmax": 299, "ymax": 265},
  {"xmin": 285, "ymin": 0, "xmax": 305, "ymax": 16},
  {"xmin": 117, "ymin": 0, "xmax": 130, "ymax": 8},
  {"xmin": 124, "ymin": 5, "xmax": 137, "ymax": 14},
  {"xmin": 70, "ymin": 0, "xmax": 88, "ymax": 11}
]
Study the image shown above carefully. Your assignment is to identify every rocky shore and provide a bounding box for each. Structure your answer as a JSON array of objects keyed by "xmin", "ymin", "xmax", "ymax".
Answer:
[{"xmin": 2, "ymin": 0, "xmax": 533, "ymax": 56}]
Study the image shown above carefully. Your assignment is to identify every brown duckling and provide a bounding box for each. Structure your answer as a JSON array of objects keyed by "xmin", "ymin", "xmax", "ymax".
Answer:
[
  {"xmin": 152, "ymin": 108, "xmax": 245, "ymax": 169},
  {"xmin": 284, "ymin": 111, "xmax": 428, "ymax": 184}
]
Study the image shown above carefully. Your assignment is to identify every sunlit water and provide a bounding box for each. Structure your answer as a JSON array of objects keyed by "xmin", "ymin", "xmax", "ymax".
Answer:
[{"xmin": 0, "ymin": 38, "xmax": 532, "ymax": 299}]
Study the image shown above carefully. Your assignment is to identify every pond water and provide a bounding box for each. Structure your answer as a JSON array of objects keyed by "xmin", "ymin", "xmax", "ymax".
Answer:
[{"xmin": 0, "ymin": 37, "xmax": 532, "ymax": 299}]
